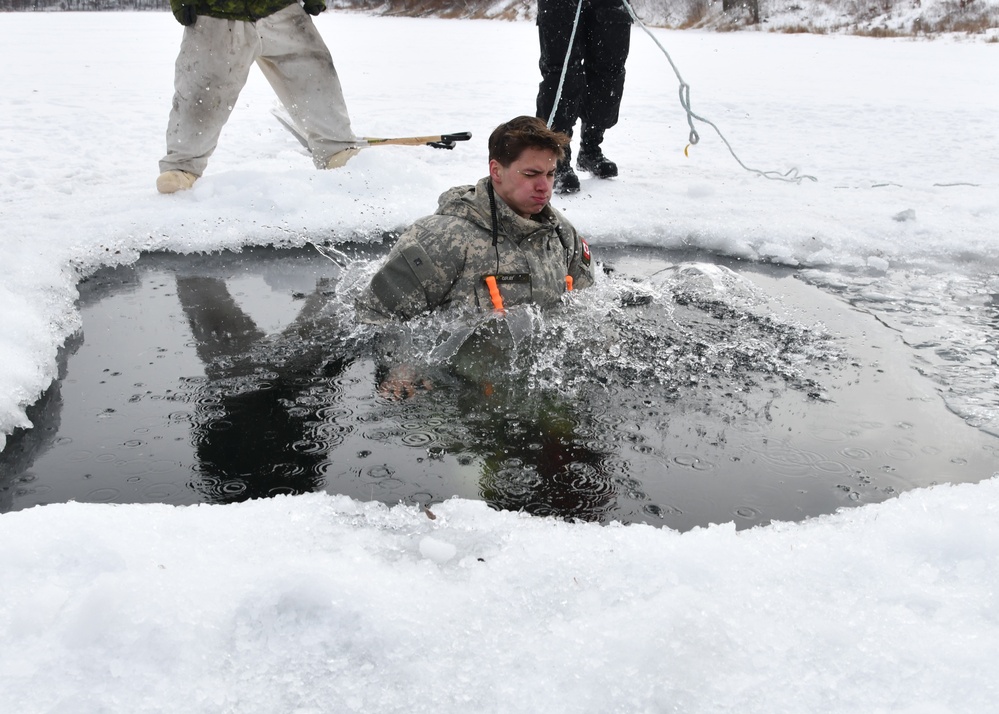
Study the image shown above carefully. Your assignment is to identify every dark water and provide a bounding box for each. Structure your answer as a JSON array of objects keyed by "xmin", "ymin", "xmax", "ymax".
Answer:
[{"xmin": 1, "ymin": 244, "xmax": 996, "ymax": 530}]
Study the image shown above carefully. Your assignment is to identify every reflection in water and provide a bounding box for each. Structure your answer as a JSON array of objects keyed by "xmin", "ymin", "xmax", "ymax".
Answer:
[
  {"xmin": 0, "ymin": 332, "xmax": 82, "ymax": 512},
  {"xmin": 451, "ymin": 389, "xmax": 615, "ymax": 522},
  {"xmin": 176, "ymin": 275, "xmax": 349, "ymax": 504},
  {"xmin": 174, "ymin": 270, "xmax": 617, "ymax": 521}
]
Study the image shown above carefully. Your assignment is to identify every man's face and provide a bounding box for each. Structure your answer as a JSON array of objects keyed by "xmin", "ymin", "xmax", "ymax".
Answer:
[{"xmin": 489, "ymin": 147, "xmax": 558, "ymax": 219}]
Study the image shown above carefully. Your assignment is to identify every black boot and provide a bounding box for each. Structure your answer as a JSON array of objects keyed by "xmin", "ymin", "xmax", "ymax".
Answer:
[
  {"xmin": 577, "ymin": 126, "xmax": 618, "ymax": 179},
  {"xmin": 554, "ymin": 145, "xmax": 580, "ymax": 195}
]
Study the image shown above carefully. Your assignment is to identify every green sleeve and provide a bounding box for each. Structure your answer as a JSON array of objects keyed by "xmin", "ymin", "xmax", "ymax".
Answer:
[
  {"xmin": 169, "ymin": 0, "xmax": 196, "ymax": 25},
  {"xmin": 356, "ymin": 219, "xmax": 464, "ymax": 322}
]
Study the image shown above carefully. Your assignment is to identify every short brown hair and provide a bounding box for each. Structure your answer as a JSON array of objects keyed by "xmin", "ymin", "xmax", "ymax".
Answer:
[{"xmin": 488, "ymin": 116, "xmax": 569, "ymax": 166}]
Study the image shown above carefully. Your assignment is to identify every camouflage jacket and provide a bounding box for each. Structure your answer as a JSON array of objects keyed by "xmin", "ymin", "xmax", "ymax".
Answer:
[
  {"xmin": 356, "ymin": 177, "xmax": 594, "ymax": 324},
  {"xmin": 170, "ymin": 0, "xmax": 296, "ymax": 22}
]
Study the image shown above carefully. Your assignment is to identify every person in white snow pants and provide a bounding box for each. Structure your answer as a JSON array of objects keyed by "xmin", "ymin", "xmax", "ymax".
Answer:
[{"xmin": 158, "ymin": 2, "xmax": 363, "ymax": 194}]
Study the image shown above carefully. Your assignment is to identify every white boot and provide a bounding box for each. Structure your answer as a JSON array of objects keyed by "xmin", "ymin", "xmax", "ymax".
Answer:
[
  {"xmin": 156, "ymin": 170, "xmax": 198, "ymax": 194},
  {"xmin": 326, "ymin": 148, "xmax": 362, "ymax": 169}
]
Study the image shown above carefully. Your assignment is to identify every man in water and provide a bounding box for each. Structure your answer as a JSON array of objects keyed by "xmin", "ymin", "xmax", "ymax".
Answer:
[
  {"xmin": 357, "ymin": 116, "xmax": 594, "ymax": 320},
  {"xmin": 355, "ymin": 115, "xmax": 595, "ymax": 396}
]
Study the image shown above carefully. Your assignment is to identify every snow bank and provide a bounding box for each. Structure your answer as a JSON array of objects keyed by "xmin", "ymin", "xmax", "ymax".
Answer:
[{"xmin": 2, "ymin": 478, "xmax": 998, "ymax": 712}]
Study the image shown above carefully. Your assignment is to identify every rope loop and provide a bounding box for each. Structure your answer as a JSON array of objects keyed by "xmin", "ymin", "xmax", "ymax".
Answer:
[
  {"xmin": 621, "ymin": 0, "xmax": 816, "ymax": 182},
  {"xmin": 544, "ymin": 0, "xmax": 817, "ymax": 184}
]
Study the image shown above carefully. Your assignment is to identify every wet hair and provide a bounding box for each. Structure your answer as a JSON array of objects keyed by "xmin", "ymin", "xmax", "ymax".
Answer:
[{"xmin": 488, "ymin": 116, "xmax": 568, "ymax": 166}]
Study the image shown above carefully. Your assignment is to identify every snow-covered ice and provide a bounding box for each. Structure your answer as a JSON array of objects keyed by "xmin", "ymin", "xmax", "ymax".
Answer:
[{"xmin": 1, "ymin": 11, "xmax": 998, "ymax": 712}]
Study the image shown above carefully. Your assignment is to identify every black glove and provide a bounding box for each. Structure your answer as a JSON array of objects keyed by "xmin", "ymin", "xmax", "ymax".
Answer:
[
  {"xmin": 303, "ymin": 0, "xmax": 326, "ymax": 15},
  {"xmin": 172, "ymin": 4, "xmax": 197, "ymax": 26}
]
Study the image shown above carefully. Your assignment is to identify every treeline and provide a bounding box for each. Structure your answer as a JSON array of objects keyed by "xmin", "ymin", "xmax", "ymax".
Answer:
[
  {"xmin": 0, "ymin": 0, "xmax": 405, "ymax": 9},
  {"xmin": 0, "ymin": 1, "xmax": 674, "ymax": 24},
  {"xmin": 0, "ymin": 0, "xmax": 524, "ymax": 14},
  {"xmin": 0, "ymin": 0, "xmax": 676, "ymax": 21},
  {"xmin": 1, "ymin": 0, "xmax": 169, "ymax": 9},
  {"xmin": 5, "ymin": 0, "xmax": 996, "ymax": 38}
]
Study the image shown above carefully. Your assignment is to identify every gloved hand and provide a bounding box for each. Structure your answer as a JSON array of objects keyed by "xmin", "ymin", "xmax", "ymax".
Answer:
[
  {"xmin": 303, "ymin": 0, "xmax": 326, "ymax": 15},
  {"xmin": 171, "ymin": 3, "xmax": 197, "ymax": 26}
]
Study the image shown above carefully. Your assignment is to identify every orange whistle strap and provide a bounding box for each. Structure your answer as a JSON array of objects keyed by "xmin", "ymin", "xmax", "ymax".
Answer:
[
  {"xmin": 484, "ymin": 275, "xmax": 505, "ymax": 313},
  {"xmin": 565, "ymin": 275, "xmax": 574, "ymax": 292}
]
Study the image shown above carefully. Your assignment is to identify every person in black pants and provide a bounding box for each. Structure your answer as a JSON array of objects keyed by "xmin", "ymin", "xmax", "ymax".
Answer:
[{"xmin": 536, "ymin": 0, "xmax": 632, "ymax": 194}]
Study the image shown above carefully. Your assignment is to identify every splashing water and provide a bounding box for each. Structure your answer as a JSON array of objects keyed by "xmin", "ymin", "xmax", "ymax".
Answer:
[{"xmin": 1, "ymin": 244, "xmax": 994, "ymax": 530}]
